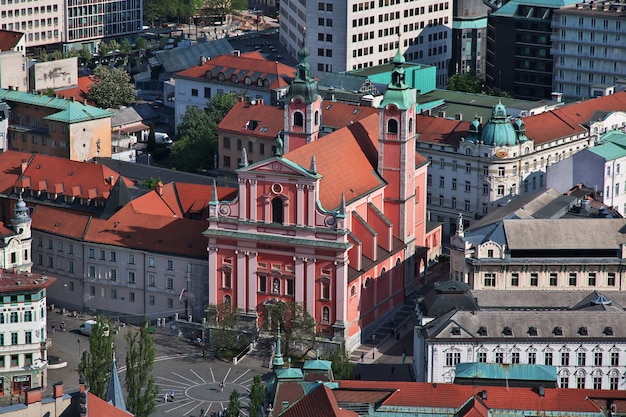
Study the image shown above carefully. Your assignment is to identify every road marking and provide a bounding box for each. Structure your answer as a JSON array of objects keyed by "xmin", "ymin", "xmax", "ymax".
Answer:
[
  {"xmin": 156, "ymin": 376, "xmax": 192, "ymax": 387},
  {"xmin": 230, "ymin": 369, "xmax": 250, "ymax": 384},
  {"xmin": 190, "ymin": 368, "xmax": 206, "ymax": 383},
  {"xmin": 210, "ymin": 368, "xmax": 216, "ymax": 382},
  {"xmin": 173, "ymin": 371, "xmax": 201, "ymax": 385},
  {"xmin": 222, "ymin": 367, "xmax": 232, "ymax": 382}
]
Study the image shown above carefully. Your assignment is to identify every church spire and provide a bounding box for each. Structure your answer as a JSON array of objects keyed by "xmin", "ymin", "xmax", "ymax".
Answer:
[
  {"xmin": 105, "ymin": 351, "xmax": 127, "ymax": 412},
  {"xmin": 379, "ymin": 45, "xmax": 413, "ymax": 110},
  {"xmin": 286, "ymin": 28, "xmax": 319, "ymax": 103},
  {"xmin": 272, "ymin": 328, "xmax": 284, "ymax": 369}
]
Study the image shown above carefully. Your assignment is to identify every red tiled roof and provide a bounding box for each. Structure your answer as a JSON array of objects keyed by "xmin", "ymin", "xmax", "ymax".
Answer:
[
  {"xmin": 173, "ymin": 182, "xmax": 236, "ymax": 217},
  {"xmin": 0, "ymin": 151, "xmax": 33, "ymax": 194},
  {"xmin": 175, "ymin": 51, "xmax": 295, "ymax": 90},
  {"xmin": 0, "ymin": 30, "xmax": 24, "ymax": 50},
  {"xmin": 414, "ymin": 115, "xmax": 468, "ymax": 145},
  {"xmin": 320, "ymin": 102, "xmax": 379, "ymax": 129},
  {"xmin": 0, "ymin": 269, "xmax": 57, "ymax": 293},
  {"xmin": 31, "ymin": 205, "xmax": 91, "ymax": 240},
  {"xmin": 285, "ymin": 113, "xmax": 385, "ymax": 210},
  {"xmin": 218, "ymin": 100, "xmax": 284, "ymax": 139},
  {"xmin": 56, "ymin": 76, "xmax": 93, "ymax": 104},
  {"xmin": 336, "ymin": 381, "xmax": 613, "ymax": 412},
  {"xmin": 87, "ymin": 392, "xmax": 133, "ymax": 417},
  {"xmin": 281, "ymin": 384, "xmax": 358, "ymax": 417}
]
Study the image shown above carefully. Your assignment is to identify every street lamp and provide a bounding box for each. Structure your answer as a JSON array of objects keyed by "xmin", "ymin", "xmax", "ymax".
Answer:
[{"xmin": 77, "ymin": 339, "xmax": 81, "ymax": 360}]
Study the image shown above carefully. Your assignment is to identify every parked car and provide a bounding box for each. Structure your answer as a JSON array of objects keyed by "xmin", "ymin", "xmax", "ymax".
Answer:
[
  {"xmin": 155, "ymin": 132, "xmax": 173, "ymax": 145},
  {"xmin": 79, "ymin": 320, "xmax": 110, "ymax": 336}
]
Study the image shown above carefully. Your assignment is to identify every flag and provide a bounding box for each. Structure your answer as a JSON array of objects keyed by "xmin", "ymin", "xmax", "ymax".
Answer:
[{"xmin": 179, "ymin": 288, "xmax": 186, "ymax": 300}]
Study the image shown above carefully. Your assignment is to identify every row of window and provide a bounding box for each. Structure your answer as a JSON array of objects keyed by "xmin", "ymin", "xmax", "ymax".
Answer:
[
  {"xmin": 87, "ymin": 285, "xmax": 175, "ymax": 307},
  {"xmin": 0, "ymin": 311, "xmax": 36, "ymax": 324},
  {"xmin": 0, "ymin": 330, "xmax": 39, "ymax": 346},
  {"xmin": 484, "ymin": 272, "xmax": 617, "ymax": 287},
  {"xmin": 0, "ymin": 353, "xmax": 36, "ymax": 369},
  {"xmin": 446, "ymin": 350, "xmax": 620, "ymax": 367},
  {"xmin": 427, "ymin": 194, "xmax": 472, "ymax": 211}
]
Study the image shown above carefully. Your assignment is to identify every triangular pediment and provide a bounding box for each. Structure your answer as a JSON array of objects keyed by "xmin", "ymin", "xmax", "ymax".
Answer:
[{"xmin": 237, "ymin": 157, "xmax": 319, "ymax": 179}]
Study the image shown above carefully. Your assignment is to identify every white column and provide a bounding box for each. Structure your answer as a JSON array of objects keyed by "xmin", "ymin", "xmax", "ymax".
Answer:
[
  {"xmin": 294, "ymin": 257, "xmax": 305, "ymax": 304},
  {"xmin": 208, "ymin": 246, "xmax": 218, "ymax": 305},
  {"xmin": 238, "ymin": 179, "xmax": 247, "ymax": 220},
  {"xmin": 249, "ymin": 179, "xmax": 257, "ymax": 222},
  {"xmin": 247, "ymin": 252, "xmax": 258, "ymax": 313},
  {"xmin": 335, "ymin": 260, "xmax": 348, "ymax": 324},
  {"xmin": 296, "ymin": 184, "xmax": 304, "ymax": 226},
  {"xmin": 306, "ymin": 258, "xmax": 316, "ymax": 318},
  {"xmin": 236, "ymin": 250, "xmax": 246, "ymax": 310},
  {"xmin": 307, "ymin": 185, "xmax": 315, "ymax": 227}
]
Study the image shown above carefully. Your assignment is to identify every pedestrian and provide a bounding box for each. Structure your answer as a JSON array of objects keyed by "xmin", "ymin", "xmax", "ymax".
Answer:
[
  {"xmin": 164, "ymin": 391, "xmax": 168, "ymax": 403},
  {"xmin": 169, "ymin": 388, "xmax": 175, "ymax": 401},
  {"xmin": 360, "ymin": 352, "xmax": 365, "ymax": 362},
  {"xmin": 372, "ymin": 350, "xmax": 375, "ymax": 360},
  {"xmin": 200, "ymin": 409, "xmax": 204, "ymax": 417},
  {"xmin": 51, "ymin": 323, "xmax": 55, "ymax": 334},
  {"xmin": 219, "ymin": 381, "xmax": 224, "ymax": 392}
]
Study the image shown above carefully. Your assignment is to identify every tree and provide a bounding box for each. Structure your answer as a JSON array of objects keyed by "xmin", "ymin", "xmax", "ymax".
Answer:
[
  {"xmin": 446, "ymin": 71, "xmax": 482, "ymax": 94},
  {"xmin": 226, "ymin": 389, "xmax": 240, "ymax": 417},
  {"xmin": 212, "ymin": 302, "xmax": 241, "ymax": 355},
  {"xmin": 78, "ymin": 317, "xmax": 114, "ymax": 399},
  {"xmin": 98, "ymin": 40, "xmax": 111, "ymax": 56},
  {"xmin": 79, "ymin": 47, "xmax": 92, "ymax": 66},
  {"xmin": 260, "ymin": 301, "xmax": 316, "ymax": 357},
  {"xmin": 322, "ymin": 345, "xmax": 355, "ymax": 380},
  {"xmin": 125, "ymin": 318, "xmax": 159, "ymax": 417},
  {"xmin": 87, "ymin": 65, "xmax": 137, "ymax": 108},
  {"xmin": 142, "ymin": 177, "xmax": 163, "ymax": 189},
  {"xmin": 248, "ymin": 375, "xmax": 265, "ymax": 417},
  {"xmin": 147, "ymin": 123, "xmax": 156, "ymax": 153}
]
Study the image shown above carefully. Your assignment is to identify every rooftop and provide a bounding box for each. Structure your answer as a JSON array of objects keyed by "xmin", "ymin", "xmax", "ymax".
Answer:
[{"xmin": 0, "ymin": 269, "xmax": 57, "ymax": 293}]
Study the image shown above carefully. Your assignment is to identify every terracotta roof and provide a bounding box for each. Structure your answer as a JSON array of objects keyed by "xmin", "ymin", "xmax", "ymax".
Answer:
[
  {"xmin": 175, "ymin": 51, "xmax": 295, "ymax": 90},
  {"xmin": 55, "ymin": 76, "xmax": 93, "ymax": 104},
  {"xmin": 31, "ymin": 205, "xmax": 91, "ymax": 239},
  {"xmin": 0, "ymin": 269, "xmax": 57, "ymax": 293},
  {"xmin": 336, "ymin": 381, "xmax": 615, "ymax": 412},
  {"xmin": 285, "ymin": 113, "xmax": 386, "ymax": 210},
  {"xmin": 217, "ymin": 100, "xmax": 284, "ymax": 139},
  {"xmin": 415, "ymin": 115, "xmax": 468, "ymax": 145},
  {"xmin": 172, "ymin": 182, "xmax": 235, "ymax": 217},
  {"xmin": 87, "ymin": 392, "xmax": 133, "ymax": 417},
  {"xmin": 281, "ymin": 384, "xmax": 358, "ymax": 417},
  {"xmin": 0, "ymin": 30, "xmax": 24, "ymax": 50},
  {"xmin": 320, "ymin": 101, "xmax": 379, "ymax": 129},
  {"xmin": 0, "ymin": 151, "xmax": 33, "ymax": 194},
  {"xmin": 13, "ymin": 153, "xmax": 133, "ymax": 202}
]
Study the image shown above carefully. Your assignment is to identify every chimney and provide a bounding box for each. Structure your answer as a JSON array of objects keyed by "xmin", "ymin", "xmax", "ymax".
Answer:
[
  {"xmin": 25, "ymin": 388, "xmax": 42, "ymax": 404},
  {"xmin": 21, "ymin": 160, "xmax": 28, "ymax": 174},
  {"xmin": 70, "ymin": 96, "xmax": 74, "ymax": 101},
  {"xmin": 53, "ymin": 383, "xmax": 63, "ymax": 398},
  {"xmin": 232, "ymin": 50, "xmax": 241, "ymax": 57},
  {"xmin": 156, "ymin": 181, "xmax": 163, "ymax": 196},
  {"xmin": 109, "ymin": 175, "xmax": 115, "ymax": 185},
  {"xmin": 257, "ymin": 98, "xmax": 264, "ymax": 105},
  {"xmin": 438, "ymin": 110, "xmax": 446, "ymax": 118}
]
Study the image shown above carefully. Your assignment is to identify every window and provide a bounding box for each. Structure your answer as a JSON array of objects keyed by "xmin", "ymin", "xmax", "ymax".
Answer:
[
  {"xmin": 272, "ymin": 197, "xmax": 284, "ymax": 223},
  {"xmin": 273, "ymin": 278, "xmax": 281, "ymax": 294},
  {"xmin": 90, "ymin": 286, "xmax": 95, "ymax": 296},
  {"xmin": 510, "ymin": 351, "xmax": 520, "ymax": 363},
  {"xmin": 322, "ymin": 306, "xmax": 330, "ymax": 323},
  {"xmin": 148, "ymin": 257, "xmax": 155, "ymax": 268},
  {"xmin": 483, "ymin": 273, "xmax": 496, "ymax": 287},
  {"xmin": 111, "ymin": 289, "xmax": 117, "ymax": 299},
  {"xmin": 69, "ymin": 281, "xmax": 74, "ymax": 291},
  {"xmin": 110, "ymin": 269, "xmax": 117, "ymax": 281},
  {"xmin": 594, "ymin": 352, "xmax": 603, "ymax": 366},
  {"xmin": 149, "ymin": 295, "xmax": 155, "ymax": 305},
  {"xmin": 530, "ymin": 273, "xmax": 538, "ymax": 286},
  {"xmin": 167, "ymin": 298, "xmax": 173, "ymax": 308},
  {"xmin": 465, "ymin": 163, "xmax": 471, "ymax": 173},
  {"xmin": 608, "ymin": 272, "xmax": 616, "ymax": 286},
  {"xmin": 129, "ymin": 292, "xmax": 135, "ymax": 302},
  {"xmin": 569, "ymin": 272, "xmax": 577, "ymax": 286},
  {"xmin": 128, "ymin": 254, "xmax": 135, "ymax": 264},
  {"xmin": 465, "ymin": 181, "xmax": 471, "ymax": 192},
  {"xmin": 222, "ymin": 270, "xmax": 232, "ymax": 288},
  {"xmin": 578, "ymin": 351, "xmax": 586, "ymax": 366},
  {"xmin": 128, "ymin": 271, "xmax": 135, "ymax": 284},
  {"xmin": 495, "ymin": 352, "xmax": 504, "ymax": 363},
  {"xmin": 167, "ymin": 260, "xmax": 173, "ymax": 270},
  {"xmin": 560, "ymin": 376, "xmax": 569, "ymax": 388},
  {"xmin": 577, "ymin": 376, "xmax": 585, "ymax": 389},
  {"xmin": 482, "ymin": 184, "xmax": 489, "ymax": 195},
  {"xmin": 286, "ymin": 279, "xmax": 294, "ymax": 296},
  {"xmin": 24, "ymin": 311, "xmax": 32, "ymax": 322},
  {"xmin": 464, "ymin": 200, "xmax": 471, "ymax": 211},
  {"xmin": 446, "ymin": 352, "xmax": 461, "ymax": 366},
  {"xmin": 191, "ymin": 88, "xmax": 198, "ymax": 96},
  {"xmin": 11, "ymin": 332, "xmax": 18, "ymax": 345},
  {"xmin": 545, "ymin": 352, "xmax": 553, "ymax": 366},
  {"xmin": 110, "ymin": 251, "xmax": 116, "ymax": 262},
  {"xmin": 167, "ymin": 277, "xmax": 174, "ymax": 290},
  {"xmin": 88, "ymin": 265, "xmax": 96, "ymax": 277},
  {"xmin": 439, "ymin": 159, "xmax": 445, "ymax": 169},
  {"xmin": 68, "ymin": 244, "xmax": 74, "ymax": 255},
  {"xmin": 549, "ymin": 273, "xmax": 557, "ymax": 286},
  {"xmin": 588, "ymin": 273, "xmax": 596, "ymax": 286},
  {"xmin": 611, "ymin": 351, "xmax": 619, "ymax": 366},
  {"xmin": 561, "ymin": 352, "xmax": 570, "ymax": 366},
  {"xmin": 452, "ymin": 160, "xmax": 457, "ymax": 171},
  {"xmin": 223, "ymin": 137, "xmax": 231, "ymax": 149},
  {"xmin": 99, "ymin": 250, "xmax": 105, "ymax": 260},
  {"xmin": 11, "ymin": 355, "xmax": 18, "ymax": 366},
  {"xmin": 88, "ymin": 248, "xmax": 95, "ymax": 258},
  {"xmin": 528, "ymin": 352, "xmax": 536, "ymax": 364},
  {"xmin": 439, "ymin": 176, "xmax": 445, "ymax": 187},
  {"xmin": 10, "ymin": 312, "xmax": 18, "ymax": 323},
  {"xmin": 610, "ymin": 376, "xmax": 619, "ymax": 390},
  {"xmin": 498, "ymin": 166, "xmax": 505, "ymax": 176},
  {"xmin": 259, "ymin": 275, "xmax": 267, "ymax": 293},
  {"xmin": 511, "ymin": 273, "xmax": 519, "ymax": 286},
  {"xmin": 148, "ymin": 274, "xmax": 156, "ymax": 287},
  {"xmin": 321, "ymin": 281, "xmax": 330, "ymax": 299},
  {"xmin": 497, "ymin": 185, "xmax": 505, "ymax": 196},
  {"xmin": 477, "ymin": 352, "xmax": 487, "ymax": 362}
]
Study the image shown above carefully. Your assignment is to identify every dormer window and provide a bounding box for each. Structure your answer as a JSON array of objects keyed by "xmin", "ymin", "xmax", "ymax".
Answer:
[
  {"xmin": 604, "ymin": 326, "xmax": 614, "ymax": 336},
  {"xmin": 553, "ymin": 326, "xmax": 563, "ymax": 336},
  {"xmin": 451, "ymin": 326, "xmax": 461, "ymax": 335},
  {"xmin": 244, "ymin": 76, "xmax": 252, "ymax": 85},
  {"xmin": 217, "ymin": 72, "xmax": 225, "ymax": 81},
  {"xmin": 502, "ymin": 326, "xmax": 513, "ymax": 336},
  {"xmin": 231, "ymin": 74, "xmax": 239, "ymax": 83},
  {"xmin": 578, "ymin": 327, "xmax": 588, "ymax": 336},
  {"xmin": 528, "ymin": 326, "xmax": 538, "ymax": 336},
  {"xmin": 257, "ymin": 78, "xmax": 264, "ymax": 87},
  {"xmin": 478, "ymin": 326, "xmax": 487, "ymax": 336}
]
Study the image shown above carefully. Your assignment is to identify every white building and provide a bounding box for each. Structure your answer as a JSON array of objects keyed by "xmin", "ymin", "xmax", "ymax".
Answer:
[
  {"xmin": 0, "ymin": 10, "xmax": 62, "ymax": 49},
  {"xmin": 172, "ymin": 52, "xmax": 295, "ymax": 132},
  {"xmin": 547, "ymin": 130, "xmax": 626, "ymax": 214},
  {"xmin": 279, "ymin": 0, "xmax": 452, "ymax": 86},
  {"xmin": 414, "ymin": 305, "xmax": 626, "ymax": 390},
  {"xmin": 0, "ymin": 197, "xmax": 56, "ymax": 397},
  {"xmin": 552, "ymin": 1, "xmax": 626, "ymax": 102},
  {"xmin": 415, "ymin": 92, "xmax": 626, "ymax": 236}
]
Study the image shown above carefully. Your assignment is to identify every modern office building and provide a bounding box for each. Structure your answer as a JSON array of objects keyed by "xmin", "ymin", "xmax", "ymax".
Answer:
[
  {"xmin": 552, "ymin": 1, "xmax": 626, "ymax": 102},
  {"xmin": 279, "ymin": 0, "xmax": 452, "ymax": 86},
  {"xmin": 450, "ymin": 0, "xmax": 490, "ymax": 79},
  {"xmin": 0, "ymin": 7, "xmax": 63, "ymax": 49}
]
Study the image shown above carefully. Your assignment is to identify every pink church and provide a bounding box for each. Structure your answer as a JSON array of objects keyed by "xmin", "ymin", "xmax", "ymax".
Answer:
[{"xmin": 204, "ymin": 46, "xmax": 441, "ymax": 349}]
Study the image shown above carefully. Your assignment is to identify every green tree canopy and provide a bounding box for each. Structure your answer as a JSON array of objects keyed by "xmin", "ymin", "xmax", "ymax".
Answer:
[
  {"xmin": 78, "ymin": 317, "xmax": 114, "ymax": 398},
  {"xmin": 87, "ymin": 65, "xmax": 137, "ymax": 108},
  {"xmin": 125, "ymin": 319, "xmax": 159, "ymax": 417},
  {"xmin": 322, "ymin": 345, "xmax": 355, "ymax": 380},
  {"xmin": 249, "ymin": 375, "xmax": 265, "ymax": 417},
  {"xmin": 211, "ymin": 302, "xmax": 242, "ymax": 354},
  {"xmin": 79, "ymin": 47, "xmax": 92, "ymax": 64},
  {"xmin": 260, "ymin": 301, "xmax": 316, "ymax": 357},
  {"xmin": 226, "ymin": 389, "xmax": 241, "ymax": 417},
  {"xmin": 168, "ymin": 93, "xmax": 237, "ymax": 172},
  {"xmin": 446, "ymin": 71, "xmax": 482, "ymax": 93}
]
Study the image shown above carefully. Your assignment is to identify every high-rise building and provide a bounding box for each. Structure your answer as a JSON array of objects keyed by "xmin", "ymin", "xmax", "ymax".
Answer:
[
  {"xmin": 449, "ymin": 0, "xmax": 490, "ymax": 79},
  {"xmin": 279, "ymin": 0, "xmax": 452, "ymax": 86}
]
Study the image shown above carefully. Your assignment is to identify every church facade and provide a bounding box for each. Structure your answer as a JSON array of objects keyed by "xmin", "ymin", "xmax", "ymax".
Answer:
[{"xmin": 204, "ymin": 46, "xmax": 441, "ymax": 349}]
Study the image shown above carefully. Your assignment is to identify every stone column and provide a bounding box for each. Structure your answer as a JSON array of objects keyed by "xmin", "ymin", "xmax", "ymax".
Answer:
[
  {"xmin": 305, "ymin": 258, "xmax": 316, "ymax": 318},
  {"xmin": 296, "ymin": 184, "xmax": 305, "ymax": 226},
  {"xmin": 247, "ymin": 252, "xmax": 258, "ymax": 313},
  {"xmin": 294, "ymin": 256, "xmax": 305, "ymax": 304},
  {"xmin": 334, "ymin": 259, "xmax": 348, "ymax": 324},
  {"xmin": 238, "ymin": 178, "xmax": 247, "ymax": 220},
  {"xmin": 208, "ymin": 246, "xmax": 218, "ymax": 305},
  {"xmin": 249, "ymin": 179, "xmax": 257, "ymax": 222},
  {"xmin": 236, "ymin": 250, "xmax": 246, "ymax": 310}
]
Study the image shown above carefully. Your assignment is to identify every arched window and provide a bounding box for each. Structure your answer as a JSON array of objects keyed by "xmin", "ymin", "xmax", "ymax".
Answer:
[
  {"xmin": 263, "ymin": 79, "xmax": 270, "ymax": 87},
  {"xmin": 205, "ymin": 70, "xmax": 213, "ymax": 79},
  {"xmin": 222, "ymin": 269, "xmax": 232, "ymax": 288},
  {"xmin": 293, "ymin": 112, "xmax": 304, "ymax": 127},
  {"xmin": 257, "ymin": 78, "xmax": 263, "ymax": 86},
  {"xmin": 409, "ymin": 117, "xmax": 413, "ymax": 133},
  {"xmin": 314, "ymin": 110, "xmax": 319, "ymax": 125},
  {"xmin": 387, "ymin": 119, "xmax": 398, "ymax": 134},
  {"xmin": 465, "ymin": 148, "xmax": 473, "ymax": 156},
  {"xmin": 322, "ymin": 306, "xmax": 330, "ymax": 323},
  {"xmin": 396, "ymin": 258, "xmax": 402, "ymax": 268},
  {"xmin": 223, "ymin": 294, "xmax": 231, "ymax": 308},
  {"xmin": 272, "ymin": 278, "xmax": 281, "ymax": 294},
  {"xmin": 244, "ymin": 76, "xmax": 252, "ymax": 85},
  {"xmin": 231, "ymin": 74, "xmax": 239, "ymax": 83},
  {"xmin": 364, "ymin": 277, "xmax": 372, "ymax": 288},
  {"xmin": 271, "ymin": 197, "xmax": 283, "ymax": 223},
  {"xmin": 218, "ymin": 72, "xmax": 225, "ymax": 81},
  {"xmin": 380, "ymin": 268, "xmax": 386, "ymax": 278},
  {"xmin": 350, "ymin": 285, "xmax": 356, "ymax": 297}
]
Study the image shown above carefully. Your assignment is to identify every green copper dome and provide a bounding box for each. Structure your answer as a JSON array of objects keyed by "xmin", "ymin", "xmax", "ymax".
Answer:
[
  {"xmin": 379, "ymin": 48, "xmax": 414, "ymax": 110},
  {"xmin": 479, "ymin": 102, "xmax": 517, "ymax": 146},
  {"xmin": 286, "ymin": 39, "xmax": 319, "ymax": 103}
]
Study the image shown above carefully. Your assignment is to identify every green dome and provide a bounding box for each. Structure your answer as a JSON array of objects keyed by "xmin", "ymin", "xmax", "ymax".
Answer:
[
  {"xmin": 287, "ymin": 41, "xmax": 319, "ymax": 103},
  {"xmin": 480, "ymin": 102, "xmax": 517, "ymax": 146}
]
